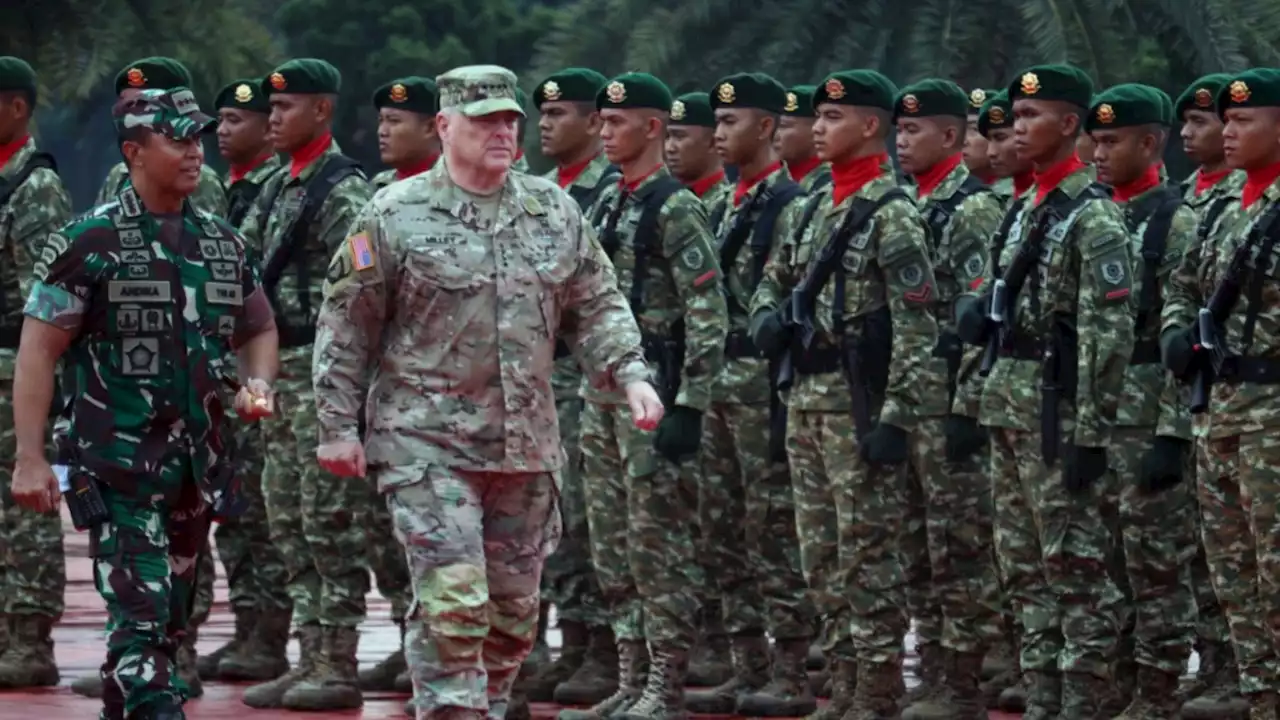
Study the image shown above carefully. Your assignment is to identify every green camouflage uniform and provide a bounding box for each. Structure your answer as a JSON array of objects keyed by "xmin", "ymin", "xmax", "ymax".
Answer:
[
  {"xmin": 514, "ymin": 154, "xmax": 530, "ymax": 172},
  {"xmin": 311, "ymin": 64, "xmax": 652, "ymax": 719},
  {"xmin": 795, "ymin": 164, "xmax": 831, "ymax": 195},
  {"xmin": 96, "ymin": 161, "xmax": 227, "ymax": 218},
  {"xmin": 989, "ymin": 176, "xmax": 1016, "ymax": 203},
  {"xmin": 371, "ymin": 168, "xmax": 396, "ymax": 189}
]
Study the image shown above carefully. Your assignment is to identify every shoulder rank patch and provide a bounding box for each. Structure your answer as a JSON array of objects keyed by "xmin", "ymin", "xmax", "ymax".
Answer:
[{"xmin": 348, "ymin": 232, "xmax": 376, "ymax": 271}]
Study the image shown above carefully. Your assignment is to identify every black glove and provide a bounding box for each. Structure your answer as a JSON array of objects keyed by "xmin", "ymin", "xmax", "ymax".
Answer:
[
  {"xmin": 653, "ymin": 405, "xmax": 703, "ymax": 464},
  {"xmin": 749, "ymin": 308, "xmax": 792, "ymax": 358},
  {"xmin": 954, "ymin": 293, "xmax": 992, "ymax": 346},
  {"xmin": 1160, "ymin": 326, "xmax": 1197, "ymax": 378},
  {"xmin": 859, "ymin": 423, "xmax": 909, "ymax": 465},
  {"xmin": 1062, "ymin": 445, "xmax": 1108, "ymax": 494},
  {"xmin": 1139, "ymin": 436, "xmax": 1190, "ymax": 493},
  {"xmin": 944, "ymin": 415, "xmax": 987, "ymax": 461}
]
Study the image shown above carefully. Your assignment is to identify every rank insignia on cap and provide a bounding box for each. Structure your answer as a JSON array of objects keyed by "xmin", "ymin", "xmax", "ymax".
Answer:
[
  {"xmin": 606, "ymin": 81, "xmax": 626, "ymax": 104},
  {"xmin": 717, "ymin": 82, "xmax": 735, "ymax": 104},
  {"xmin": 1194, "ymin": 88, "xmax": 1213, "ymax": 108},
  {"xmin": 902, "ymin": 94, "xmax": 920, "ymax": 113},
  {"xmin": 389, "ymin": 83, "xmax": 408, "ymax": 103},
  {"xmin": 988, "ymin": 106, "xmax": 1006, "ymax": 124},
  {"xmin": 825, "ymin": 78, "xmax": 845, "ymax": 100},
  {"xmin": 348, "ymin": 232, "xmax": 375, "ymax": 271},
  {"xmin": 270, "ymin": 72, "xmax": 287, "ymax": 91},
  {"xmin": 1020, "ymin": 72, "xmax": 1040, "ymax": 95},
  {"xmin": 1230, "ymin": 80, "xmax": 1250, "ymax": 103},
  {"xmin": 784, "ymin": 92, "xmax": 798, "ymax": 112},
  {"xmin": 542, "ymin": 80, "xmax": 561, "ymax": 101},
  {"xmin": 127, "ymin": 68, "xmax": 146, "ymax": 88},
  {"xmin": 670, "ymin": 100, "xmax": 686, "ymax": 121},
  {"xmin": 969, "ymin": 88, "xmax": 986, "ymax": 107},
  {"xmin": 234, "ymin": 84, "xmax": 253, "ymax": 103},
  {"xmin": 1095, "ymin": 103, "xmax": 1115, "ymax": 124}
]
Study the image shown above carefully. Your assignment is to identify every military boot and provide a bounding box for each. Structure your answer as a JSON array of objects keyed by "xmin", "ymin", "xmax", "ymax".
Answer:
[
  {"xmin": 176, "ymin": 627, "xmax": 202, "ymax": 699},
  {"xmin": 902, "ymin": 641, "xmax": 943, "ymax": 705},
  {"xmin": 1060, "ymin": 671, "xmax": 1113, "ymax": 719},
  {"xmin": 1183, "ymin": 640, "xmax": 1249, "ymax": 720},
  {"xmin": 242, "ymin": 622, "xmax": 321, "ymax": 708},
  {"xmin": 0, "ymin": 614, "xmax": 59, "ymax": 688},
  {"xmin": 737, "ymin": 638, "xmax": 819, "ymax": 717},
  {"xmin": 520, "ymin": 619, "xmax": 588, "ymax": 701},
  {"xmin": 220, "ymin": 605, "xmax": 291, "ymax": 681},
  {"xmin": 617, "ymin": 645, "xmax": 689, "ymax": 720},
  {"xmin": 553, "ymin": 624, "xmax": 619, "ymax": 705},
  {"xmin": 1019, "ymin": 670, "xmax": 1060, "ymax": 720},
  {"xmin": 900, "ymin": 648, "xmax": 985, "ymax": 720},
  {"xmin": 282, "ymin": 625, "xmax": 364, "ymax": 710},
  {"xmin": 808, "ymin": 667, "xmax": 831, "ymax": 697},
  {"xmin": 839, "ymin": 659, "xmax": 903, "ymax": 720},
  {"xmin": 806, "ymin": 658, "xmax": 857, "ymax": 720},
  {"xmin": 359, "ymin": 620, "xmax": 409, "ymax": 692},
  {"xmin": 685, "ymin": 632, "xmax": 731, "ymax": 688},
  {"xmin": 1112, "ymin": 664, "xmax": 1182, "ymax": 719},
  {"xmin": 558, "ymin": 640, "xmax": 649, "ymax": 720},
  {"xmin": 686, "ymin": 634, "xmax": 769, "ymax": 713},
  {"xmin": 198, "ymin": 607, "xmax": 254, "ymax": 680}
]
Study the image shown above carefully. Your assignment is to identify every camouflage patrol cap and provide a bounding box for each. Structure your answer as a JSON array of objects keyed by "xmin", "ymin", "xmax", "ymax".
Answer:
[
  {"xmin": 596, "ymin": 73, "xmax": 672, "ymax": 112},
  {"xmin": 783, "ymin": 85, "xmax": 817, "ymax": 117},
  {"xmin": 1216, "ymin": 68, "xmax": 1280, "ymax": 118},
  {"xmin": 710, "ymin": 73, "xmax": 787, "ymax": 114},
  {"xmin": 373, "ymin": 76, "xmax": 438, "ymax": 115},
  {"xmin": 894, "ymin": 78, "xmax": 969, "ymax": 120},
  {"xmin": 976, "ymin": 90, "xmax": 1013, "ymax": 138},
  {"xmin": 216, "ymin": 78, "xmax": 270, "ymax": 114},
  {"xmin": 114, "ymin": 57, "xmax": 193, "ymax": 95},
  {"xmin": 113, "ymin": 87, "xmax": 216, "ymax": 141},
  {"xmin": 967, "ymin": 88, "xmax": 998, "ymax": 116},
  {"xmin": 814, "ymin": 70, "xmax": 897, "ymax": 112},
  {"xmin": 1175, "ymin": 73, "xmax": 1232, "ymax": 119},
  {"xmin": 436, "ymin": 65, "xmax": 525, "ymax": 117},
  {"xmin": 535, "ymin": 68, "xmax": 608, "ymax": 108},
  {"xmin": 0, "ymin": 57, "xmax": 36, "ymax": 98},
  {"xmin": 1008, "ymin": 64, "xmax": 1093, "ymax": 108},
  {"xmin": 264, "ymin": 59, "xmax": 341, "ymax": 96},
  {"xmin": 1085, "ymin": 84, "xmax": 1167, "ymax": 132},
  {"xmin": 669, "ymin": 92, "xmax": 715, "ymax": 127}
]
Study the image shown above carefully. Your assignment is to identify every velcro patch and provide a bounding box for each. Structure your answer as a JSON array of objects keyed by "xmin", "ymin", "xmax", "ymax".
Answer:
[{"xmin": 348, "ymin": 232, "xmax": 376, "ymax": 271}]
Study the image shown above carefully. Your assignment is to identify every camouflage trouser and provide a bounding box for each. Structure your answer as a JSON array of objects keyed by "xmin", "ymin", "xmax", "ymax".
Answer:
[
  {"xmin": 261, "ymin": 366, "xmax": 370, "ymax": 628},
  {"xmin": 368, "ymin": 483, "xmax": 412, "ymax": 623},
  {"xmin": 1189, "ymin": 440, "xmax": 1230, "ymax": 649},
  {"xmin": 580, "ymin": 400, "xmax": 702, "ymax": 646},
  {"xmin": 698, "ymin": 400, "xmax": 811, "ymax": 639},
  {"xmin": 542, "ymin": 396, "xmax": 608, "ymax": 627},
  {"xmin": 0, "ymin": 379, "xmax": 66, "ymax": 619},
  {"xmin": 1102, "ymin": 428, "xmax": 1197, "ymax": 675},
  {"xmin": 901, "ymin": 416, "xmax": 1001, "ymax": 654},
  {"xmin": 387, "ymin": 466, "xmax": 560, "ymax": 718},
  {"xmin": 1197, "ymin": 431, "xmax": 1280, "ymax": 694},
  {"xmin": 92, "ymin": 474, "xmax": 209, "ymax": 717},
  {"xmin": 990, "ymin": 427, "xmax": 1123, "ymax": 678},
  {"xmin": 789, "ymin": 409, "xmax": 907, "ymax": 665},
  {"xmin": 987, "ymin": 444, "xmax": 1022, "ymax": 644}
]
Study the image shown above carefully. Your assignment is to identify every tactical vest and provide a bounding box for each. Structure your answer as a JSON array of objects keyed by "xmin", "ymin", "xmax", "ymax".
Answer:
[
  {"xmin": 226, "ymin": 177, "xmax": 265, "ymax": 229},
  {"xmin": 921, "ymin": 174, "xmax": 991, "ymax": 252},
  {"xmin": 568, "ymin": 165, "xmax": 621, "ymax": 213},
  {"xmin": 0, "ymin": 152, "xmax": 58, "ymax": 348},
  {"xmin": 1124, "ymin": 185, "xmax": 1183, "ymax": 364}
]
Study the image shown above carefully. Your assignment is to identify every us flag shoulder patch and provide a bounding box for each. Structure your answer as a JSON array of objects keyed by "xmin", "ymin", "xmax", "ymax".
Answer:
[{"xmin": 348, "ymin": 232, "xmax": 375, "ymax": 270}]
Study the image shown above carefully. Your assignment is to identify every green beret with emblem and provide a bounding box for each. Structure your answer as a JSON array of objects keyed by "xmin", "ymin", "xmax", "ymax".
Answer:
[
  {"xmin": 967, "ymin": 88, "xmax": 997, "ymax": 115},
  {"xmin": 216, "ymin": 78, "xmax": 270, "ymax": 114},
  {"xmin": 894, "ymin": 78, "xmax": 969, "ymax": 120},
  {"xmin": 783, "ymin": 85, "xmax": 817, "ymax": 117},
  {"xmin": 0, "ymin": 57, "xmax": 36, "ymax": 99},
  {"xmin": 813, "ymin": 70, "xmax": 898, "ymax": 112},
  {"xmin": 1085, "ymin": 84, "xmax": 1167, "ymax": 132},
  {"xmin": 597, "ymin": 72, "xmax": 672, "ymax": 112},
  {"xmin": 263, "ymin": 58, "xmax": 341, "ymax": 96},
  {"xmin": 114, "ymin": 57, "xmax": 193, "ymax": 95},
  {"xmin": 1215, "ymin": 68, "xmax": 1280, "ymax": 118},
  {"xmin": 709, "ymin": 72, "xmax": 787, "ymax": 114},
  {"xmin": 977, "ymin": 90, "xmax": 1013, "ymax": 138},
  {"xmin": 535, "ymin": 68, "xmax": 608, "ymax": 108},
  {"xmin": 670, "ymin": 92, "xmax": 716, "ymax": 127},
  {"xmin": 372, "ymin": 76, "xmax": 437, "ymax": 115},
  {"xmin": 1175, "ymin": 73, "xmax": 1232, "ymax": 119},
  {"xmin": 1007, "ymin": 64, "xmax": 1094, "ymax": 108}
]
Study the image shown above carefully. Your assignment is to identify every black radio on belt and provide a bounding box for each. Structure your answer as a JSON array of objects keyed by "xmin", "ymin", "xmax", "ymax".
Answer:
[{"xmin": 65, "ymin": 471, "xmax": 109, "ymax": 531}]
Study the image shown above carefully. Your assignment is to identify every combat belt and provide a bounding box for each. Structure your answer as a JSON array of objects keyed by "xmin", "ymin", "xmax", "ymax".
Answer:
[
  {"xmin": 554, "ymin": 163, "xmax": 621, "ymax": 360},
  {"xmin": 0, "ymin": 151, "xmax": 57, "ymax": 349}
]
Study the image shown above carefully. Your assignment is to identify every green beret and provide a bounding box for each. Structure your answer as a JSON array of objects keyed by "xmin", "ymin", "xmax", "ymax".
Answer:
[
  {"xmin": 967, "ymin": 88, "xmax": 998, "ymax": 115},
  {"xmin": 114, "ymin": 57, "xmax": 193, "ymax": 95},
  {"xmin": 535, "ymin": 68, "xmax": 607, "ymax": 108},
  {"xmin": 1085, "ymin": 84, "xmax": 1167, "ymax": 132},
  {"xmin": 977, "ymin": 90, "xmax": 1013, "ymax": 138},
  {"xmin": 709, "ymin": 72, "xmax": 787, "ymax": 114},
  {"xmin": 216, "ymin": 78, "xmax": 270, "ymax": 114},
  {"xmin": 670, "ymin": 92, "xmax": 716, "ymax": 127},
  {"xmin": 1155, "ymin": 88, "xmax": 1174, "ymax": 126},
  {"xmin": 784, "ymin": 85, "xmax": 816, "ymax": 117},
  {"xmin": 1008, "ymin": 64, "xmax": 1093, "ymax": 108},
  {"xmin": 1175, "ymin": 73, "xmax": 1232, "ymax": 119},
  {"xmin": 813, "ymin": 70, "xmax": 897, "ymax": 112},
  {"xmin": 597, "ymin": 72, "xmax": 672, "ymax": 112},
  {"xmin": 894, "ymin": 78, "xmax": 969, "ymax": 120},
  {"xmin": 1216, "ymin": 68, "xmax": 1280, "ymax": 117},
  {"xmin": 371, "ymin": 77, "xmax": 437, "ymax": 115},
  {"xmin": 263, "ymin": 58, "xmax": 341, "ymax": 96},
  {"xmin": 0, "ymin": 57, "xmax": 36, "ymax": 99}
]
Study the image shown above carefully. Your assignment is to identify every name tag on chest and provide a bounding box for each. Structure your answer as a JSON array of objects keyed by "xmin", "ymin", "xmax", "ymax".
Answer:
[{"xmin": 206, "ymin": 282, "xmax": 243, "ymax": 306}]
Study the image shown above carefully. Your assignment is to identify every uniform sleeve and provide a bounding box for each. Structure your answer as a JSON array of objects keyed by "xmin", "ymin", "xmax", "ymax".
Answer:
[
  {"xmin": 232, "ymin": 240, "xmax": 274, "ymax": 348},
  {"xmin": 1155, "ymin": 206, "xmax": 1199, "ymax": 440},
  {"xmin": 1072, "ymin": 204, "xmax": 1136, "ymax": 447},
  {"xmin": 875, "ymin": 200, "xmax": 942, "ymax": 431},
  {"xmin": 749, "ymin": 197, "xmax": 810, "ymax": 316},
  {"xmin": 945, "ymin": 193, "xmax": 1005, "ymax": 418},
  {"xmin": 316, "ymin": 175, "xmax": 375, "ymax": 256},
  {"xmin": 659, "ymin": 194, "xmax": 729, "ymax": 412},
  {"xmin": 10, "ymin": 169, "xmax": 72, "ymax": 301},
  {"xmin": 312, "ymin": 201, "xmax": 396, "ymax": 445},
  {"xmin": 22, "ymin": 229, "xmax": 93, "ymax": 335},
  {"xmin": 192, "ymin": 166, "xmax": 229, "ymax": 217}
]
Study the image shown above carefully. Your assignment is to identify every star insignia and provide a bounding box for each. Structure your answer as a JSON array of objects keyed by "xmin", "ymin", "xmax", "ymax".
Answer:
[
  {"xmin": 606, "ymin": 81, "xmax": 626, "ymax": 104},
  {"xmin": 784, "ymin": 92, "xmax": 798, "ymax": 113},
  {"xmin": 969, "ymin": 88, "xmax": 986, "ymax": 108},
  {"xmin": 1020, "ymin": 72, "xmax": 1040, "ymax": 96},
  {"xmin": 717, "ymin": 82, "xmax": 735, "ymax": 104},
  {"xmin": 542, "ymin": 80, "xmax": 562, "ymax": 101},
  {"xmin": 670, "ymin": 100, "xmax": 686, "ymax": 121},
  {"xmin": 234, "ymin": 84, "xmax": 253, "ymax": 103}
]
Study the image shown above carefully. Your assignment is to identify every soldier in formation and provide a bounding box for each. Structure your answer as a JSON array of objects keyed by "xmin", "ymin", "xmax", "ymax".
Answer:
[
  {"xmin": 370, "ymin": 76, "xmax": 440, "ymax": 191},
  {"xmin": 665, "ymin": 91, "xmax": 730, "ymax": 207}
]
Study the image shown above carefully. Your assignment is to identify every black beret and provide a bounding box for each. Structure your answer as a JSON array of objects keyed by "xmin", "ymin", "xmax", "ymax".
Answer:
[
  {"xmin": 967, "ymin": 88, "xmax": 998, "ymax": 115},
  {"xmin": 1008, "ymin": 64, "xmax": 1094, "ymax": 108},
  {"xmin": 1216, "ymin": 68, "xmax": 1280, "ymax": 118},
  {"xmin": 813, "ymin": 70, "xmax": 897, "ymax": 112},
  {"xmin": 709, "ymin": 72, "xmax": 788, "ymax": 114},
  {"xmin": 373, "ymin": 76, "xmax": 438, "ymax": 115},
  {"xmin": 596, "ymin": 72, "xmax": 672, "ymax": 112},
  {"xmin": 1085, "ymin": 83, "xmax": 1168, "ymax": 132},
  {"xmin": 264, "ymin": 58, "xmax": 341, "ymax": 96},
  {"xmin": 216, "ymin": 78, "xmax": 270, "ymax": 114},
  {"xmin": 535, "ymin": 68, "xmax": 608, "ymax": 108},
  {"xmin": 894, "ymin": 78, "xmax": 969, "ymax": 120},
  {"xmin": 784, "ymin": 85, "xmax": 816, "ymax": 117},
  {"xmin": 1175, "ymin": 73, "xmax": 1232, "ymax": 119},
  {"xmin": 114, "ymin": 57, "xmax": 193, "ymax": 95},
  {"xmin": 670, "ymin": 92, "xmax": 716, "ymax": 127},
  {"xmin": 977, "ymin": 90, "xmax": 1013, "ymax": 138}
]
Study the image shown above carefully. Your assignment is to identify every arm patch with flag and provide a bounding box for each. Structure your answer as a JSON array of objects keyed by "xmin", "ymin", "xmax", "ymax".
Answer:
[{"xmin": 348, "ymin": 232, "xmax": 375, "ymax": 270}]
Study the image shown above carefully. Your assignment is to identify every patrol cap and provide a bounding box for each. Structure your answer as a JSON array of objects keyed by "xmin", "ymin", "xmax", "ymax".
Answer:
[
  {"xmin": 0, "ymin": 57, "xmax": 36, "ymax": 99},
  {"xmin": 1216, "ymin": 68, "xmax": 1280, "ymax": 118},
  {"xmin": 894, "ymin": 78, "xmax": 969, "ymax": 120},
  {"xmin": 977, "ymin": 90, "xmax": 1013, "ymax": 138},
  {"xmin": 1175, "ymin": 73, "xmax": 1232, "ymax": 119},
  {"xmin": 437, "ymin": 64, "xmax": 525, "ymax": 117},
  {"xmin": 596, "ymin": 73, "xmax": 672, "ymax": 112},
  {"xmin": 264, "ymin": 59, "xmax": 341, "ymax": 96},
  {"xmin": 373, "ymin": 76, "xmax": 438, "ymax": 115},
  {"xmin": 535, "ymin": 68, "xmax": 608, "ymax": 108},
  {"xmin": 813, "ymin": 70, "xmax": 898, "ymax": 112},
  {"xmin": 967, "ymin": 88, "xmax": 997, "ymax": 116},
  {"xmin": 1008, "ymin": 64, "xmax": 1094, "ymax": 108},
  {"xmin": 783, "ymin": 85, "xmax": 817, "ymax": 117},
  {"xmin": 1085, "ymin": 84, "xmax": 1167, "ymax": 132},
  {"xmin": 216, "ymin": 78, "xmax": 270, "ymax": 114},
  {"xmin": 709, "ymin": 73, "xmax": 787, "ymax": 114},
  {"xmin": 670, "ymin": 92, "xmax": 715, "ymax": 127},
  {"xmin": 113, "ymin": 87, "xmax": 216, "ymax": 141},
  {"xmin": 114, "ymin": 57, "xmax": 193, "ymax": 95}
]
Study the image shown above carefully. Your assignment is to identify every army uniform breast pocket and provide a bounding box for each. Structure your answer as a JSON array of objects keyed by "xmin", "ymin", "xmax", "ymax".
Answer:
[
  {"xmin": 403, "ymin": 235, "xmax": 487, "ymax": 293},
  {"xmin": 106, "ymin": 278, "xmax": 175, "ymax": 379}
]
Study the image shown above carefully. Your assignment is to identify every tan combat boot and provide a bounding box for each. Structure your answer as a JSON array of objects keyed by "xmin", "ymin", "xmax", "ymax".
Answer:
[
  {"xmin": 282, "ymin": 625, "xmax": 363, "ymax": 710},
  {"xmin": 553, "ymin": 623, "xmax": 619, "ymax": 705},
  {"xmin": 736, "ymin": 638, "xmax": 819, "ymax": 717},
  {"xmin": 0, "ymin": 614, "xmax": 59, "ymax": 688},
  {"xmin": 197, "ymin": 607, "xmax": 254, "ymax": 680},
  {"xmin": 242, "ymin": 622, "xmax": 321, "ymax": 708},
  {"xmin": 686, "ymin": 634, "xmax": 769, "ymax": 713},
  {"xmin": 219, "ymin": 604, "xmax": 291, "ymax": 681},
  {"xmin": 617, "ymin": 645, "xmax": 690, "ymax": 720},
  {"xmin": 558, "ymin": 639, "xmax": 649, "ymax": 720}
]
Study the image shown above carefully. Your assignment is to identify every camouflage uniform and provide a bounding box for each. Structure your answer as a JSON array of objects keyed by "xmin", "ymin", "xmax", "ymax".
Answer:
[
  {"xmin": 312, "ymin": 64, "xmax": 652, "ymax": 720},
  {"xmin": 795, "ymin": 164, "xmax": 831, "ymax": 195},
  {"xmin": 23, "ymin": 87, "xmax": 276, "ymax": 719},
  {"xmin": 514, "ymin": 154, "xmax": 530, "ymax": 172},
  {"xmin": 96, "ymin": 161, "xmax": 227, "ymax": 218}
]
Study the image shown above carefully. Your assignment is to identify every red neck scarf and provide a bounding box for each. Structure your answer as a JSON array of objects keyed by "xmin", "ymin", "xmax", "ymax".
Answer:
[
  {"xmin": 688, "ymin": 168, "xmax": 726, "ymax": 198},
  {"xmin": 1111, "ymin": 164, "xmax": 1162, "ymax": 204},
  {"xmin": 396, "ymin": 153, "xmax": 439, "ymax": 180},
  {"xmin": 787, "ymin": 156, "xmax": 822, "ymax": 183},
  {"xmin": 913, "ymin": 153, "xmax": 963, "ymax": 200},
  {"xmin": 557, "ymin": 154, "xmax": 598, "ymax": 188},
  {"xmin": 734, "ymin": 161, "xmax": 782, "ymax": 206},
  {"xmin": 1032, "ymin": 152, "xmax": 1087, "ymax": 206},
  {"xmin": 621, "ymin": 163, "xmax": 663, "ymax": 193},
  {"xmin": 229, "ymin": 152, "xmax": 274, "ymax": 184},
  {"xmin": 1243, "ymin": 160, "xmax": 1280, "ymax": 209},
  {"xmin": 1013, "ymin": 170, "xmax": 1035, "ymax": 197},
  {"xmin": 831, "ymin": 152, "xmax": 888, "ymax": 206},
  {"xmin": 0, "ymin": 135, "xmax": 28, "ymax": 170},
  {"xmin": 290, "ymin": 132, "xmax": 332, "ymax": 178},
  {"xmin": 1194, "ymin": 166, "xmax": 1232, "ymax": 197}
]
